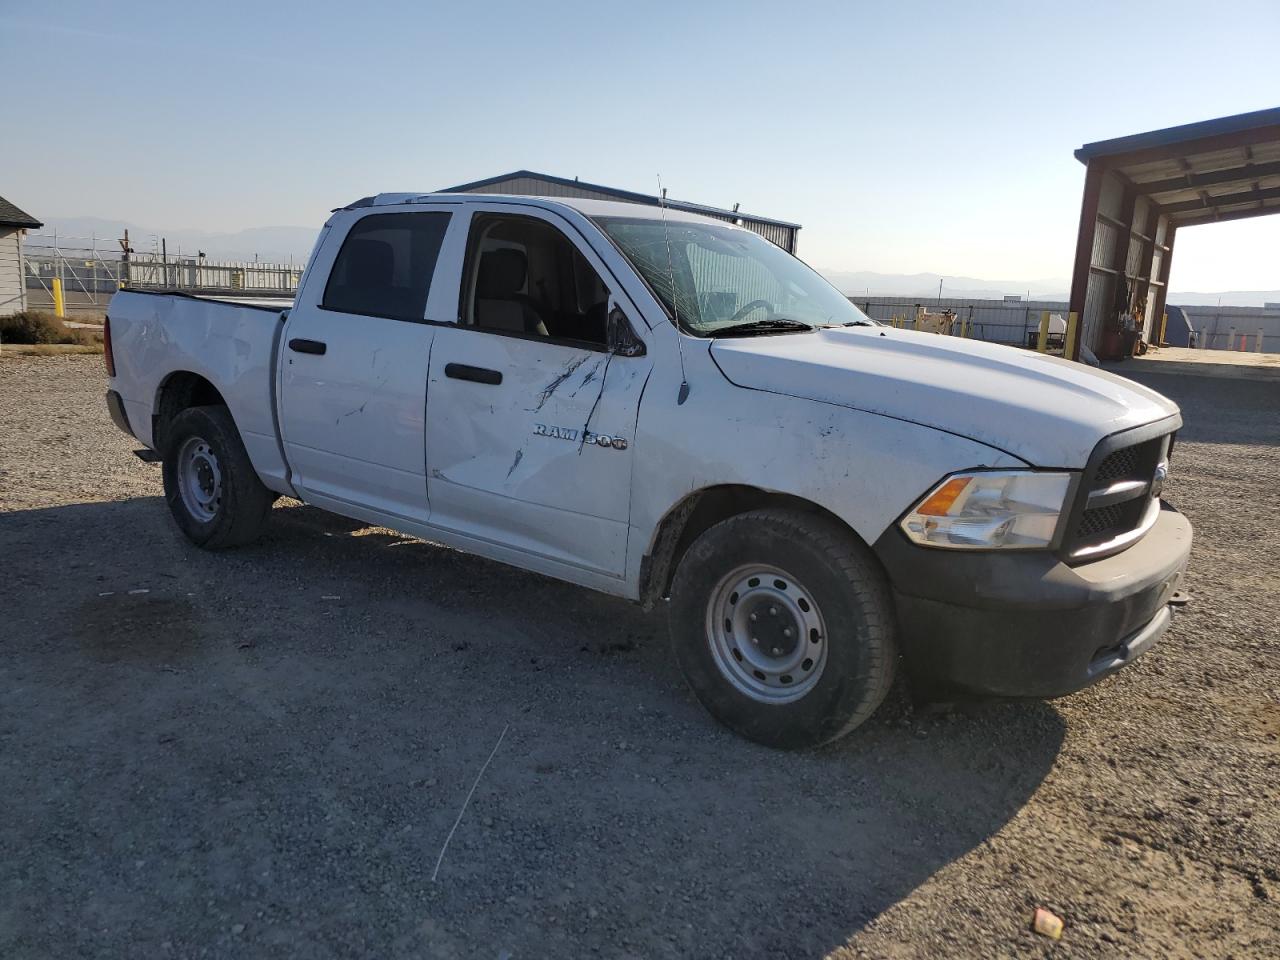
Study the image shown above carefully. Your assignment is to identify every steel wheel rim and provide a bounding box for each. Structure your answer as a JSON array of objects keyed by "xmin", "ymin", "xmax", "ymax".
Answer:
[
  {"xmin": 177, "ymin": 435, "xmax": 222, "ymax": 523},
  {"xmin": 705, "ymin": 563, "xmax": 828, "ymax": 704}
]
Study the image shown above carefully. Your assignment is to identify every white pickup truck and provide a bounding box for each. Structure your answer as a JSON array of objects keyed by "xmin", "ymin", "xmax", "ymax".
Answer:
[{"xmin": 104, "ymin": 192, "xmax": 1192, "ymax": 747}]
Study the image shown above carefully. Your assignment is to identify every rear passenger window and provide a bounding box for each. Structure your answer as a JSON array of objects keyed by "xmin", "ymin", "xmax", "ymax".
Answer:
[{"xmin": 322, "ymin": 212, "xmax": 450, "ymax": 320}]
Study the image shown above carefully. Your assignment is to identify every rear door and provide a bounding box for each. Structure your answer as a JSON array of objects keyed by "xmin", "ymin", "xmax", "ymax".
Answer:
[
  {"xmin": 278, "ymin": 206, "xmax": 461, "ymax": 522},
  {"xmin": 424, "ymin": 207, "xmax": 652, "ymax": 577}
]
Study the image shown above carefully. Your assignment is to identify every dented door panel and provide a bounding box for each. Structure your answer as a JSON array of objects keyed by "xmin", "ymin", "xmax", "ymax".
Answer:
[
  {"xmin": 279, "ymin": 310, "xmax": 435, "ymax": 518},
  {"xmin": 276, "ymin": 206, "xmax": 465, "ymax": 522},
  {"xmin": 425, "ymin": 327, "xmax": 650, "ymax": 576}
]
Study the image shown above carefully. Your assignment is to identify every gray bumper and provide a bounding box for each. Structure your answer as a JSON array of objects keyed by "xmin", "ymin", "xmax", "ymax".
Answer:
[{"xmin": 874, "ymin": 504, "xmax": 1192, "ymax": 697}]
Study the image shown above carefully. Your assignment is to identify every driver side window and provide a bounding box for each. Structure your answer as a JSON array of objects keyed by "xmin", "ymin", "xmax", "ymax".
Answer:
[{"xmin": 461, "ymin": 214, "xmax": 611, "ymax": 348}]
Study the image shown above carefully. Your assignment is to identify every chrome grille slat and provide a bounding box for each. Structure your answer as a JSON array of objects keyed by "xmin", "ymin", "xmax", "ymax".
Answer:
[{"xmin": 1086, "ymin": 478, "xmax": 1150, "ymax": 509}]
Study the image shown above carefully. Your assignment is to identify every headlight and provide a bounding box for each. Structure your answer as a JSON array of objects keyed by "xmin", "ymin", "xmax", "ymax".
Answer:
[{"xmin": 901, "ymin": 471, "xmax": 1072, "ymax": 549}]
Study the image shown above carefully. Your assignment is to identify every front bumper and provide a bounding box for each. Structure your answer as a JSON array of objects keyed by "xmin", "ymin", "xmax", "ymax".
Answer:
[{"xmin": 873, "ymin": 503, "xmax": 1192, "ymax": 698}]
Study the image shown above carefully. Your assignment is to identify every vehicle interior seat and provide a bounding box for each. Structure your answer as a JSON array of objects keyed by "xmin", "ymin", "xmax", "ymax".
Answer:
[
  {"xmin": 475, "ymin": 248, "xmax": 550, "ymax": 335},
  {"xmin": 332, "ymin": 237, "xmax": 418, "ymax": 317},
  {"xmin": 563, "ymin": 257, "xmax": 609, "ymax": 343}
]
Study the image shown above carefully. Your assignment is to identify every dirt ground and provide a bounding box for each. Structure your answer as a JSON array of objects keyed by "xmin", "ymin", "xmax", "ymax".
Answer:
[{"xmin": 1, "ymin": 355, "xmax": 1277, "ymax": 959}]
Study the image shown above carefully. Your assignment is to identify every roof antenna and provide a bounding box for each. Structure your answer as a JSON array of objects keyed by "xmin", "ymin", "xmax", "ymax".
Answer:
[{"xmin": 657, "ymin": 175, "xmax": 690, "ymax": 405}]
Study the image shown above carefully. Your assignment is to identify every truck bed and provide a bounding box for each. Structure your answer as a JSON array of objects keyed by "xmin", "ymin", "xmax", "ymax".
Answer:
[{"xmin": 106, "ymin": 289, "xmax": 293, "ymax": 493}]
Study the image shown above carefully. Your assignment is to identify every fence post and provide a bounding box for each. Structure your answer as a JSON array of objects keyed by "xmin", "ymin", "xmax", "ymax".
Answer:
[
  {"xmin": 1037, "ymin": 311, "xmax": 1050, "ymax": 352},
  {"xmin": 52, "ymin": 277, "xmax": 66, "ymax": 318},
  {"xmin": 1065, "ymin": 312, "xmax": 1079, "ymax": 358}
]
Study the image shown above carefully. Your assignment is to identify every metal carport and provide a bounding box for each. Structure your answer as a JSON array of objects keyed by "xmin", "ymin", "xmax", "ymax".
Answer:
[{"xmin": 1067, "ymin": 107, "xmax": 1280, "ymax": 359}]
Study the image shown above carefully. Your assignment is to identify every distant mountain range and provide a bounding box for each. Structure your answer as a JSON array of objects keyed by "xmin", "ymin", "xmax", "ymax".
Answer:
[
  {"xmin": 31, "ymin": 216, "xmax": 1279, "ymax": 308},
  {"xmin": 820, "ymin": 269, "xmax": 1069, "ymax": 302},
  {"xmin": 821, "ymin": 270, "xmax": 1280, "ymax": 308},
  {"xmin": 1157, "ymin": 290, "xmax": 1280, "ymax": 308}
]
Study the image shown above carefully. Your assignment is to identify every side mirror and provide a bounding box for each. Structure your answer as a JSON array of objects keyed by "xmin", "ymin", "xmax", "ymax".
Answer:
[{"xmin": 606, "ymin": 305, "xmax": 646, "ymax": 357}]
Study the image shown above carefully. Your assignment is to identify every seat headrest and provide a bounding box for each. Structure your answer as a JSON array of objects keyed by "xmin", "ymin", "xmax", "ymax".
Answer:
[
  {"xmin": 345, "ymin": 238, "xmax": 394, "ymax": 288},
  {"xmin": 477, "ymin": 248, "xmax": 527, "ymax": 298}
]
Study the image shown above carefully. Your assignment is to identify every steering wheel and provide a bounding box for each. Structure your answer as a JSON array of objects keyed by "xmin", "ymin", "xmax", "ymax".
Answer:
[{"xmin": 726, "ymin": 299, "xmax": 774, "ymax": 324}]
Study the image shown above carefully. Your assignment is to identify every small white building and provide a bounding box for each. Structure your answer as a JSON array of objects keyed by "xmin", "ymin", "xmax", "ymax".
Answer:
[{"xmin": 0, "ymin": 195, "xmax": 43, "ymax": 316}]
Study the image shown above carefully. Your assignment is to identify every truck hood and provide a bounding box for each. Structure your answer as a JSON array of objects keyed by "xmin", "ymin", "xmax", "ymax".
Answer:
[{"xmin": 709, "ymin": 326, "xmax": 1179, "ymax": 466}]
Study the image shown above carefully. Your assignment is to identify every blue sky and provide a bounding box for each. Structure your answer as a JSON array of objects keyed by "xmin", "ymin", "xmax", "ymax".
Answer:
[{"xmin": 2, "ymin": 0, "xmax": 1277, "ymax": 291}]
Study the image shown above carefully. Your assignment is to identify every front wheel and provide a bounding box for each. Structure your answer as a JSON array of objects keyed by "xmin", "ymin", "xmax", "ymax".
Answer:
[
  {"xmin": 161, "ymin": 405, "xmax": 273, "ymax": 549},
  {"xmin": 668, "ymin": 509, "xmax": 897, "ymax": 748}
]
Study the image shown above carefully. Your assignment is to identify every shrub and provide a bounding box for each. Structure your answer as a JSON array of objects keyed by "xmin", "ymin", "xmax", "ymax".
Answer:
[{"xmin": 0, "ymin": 311, "xmax": 95, "ymax": 345}]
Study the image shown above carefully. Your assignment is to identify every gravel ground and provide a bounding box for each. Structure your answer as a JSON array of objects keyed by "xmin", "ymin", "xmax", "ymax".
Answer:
[{"xmin": 1, "ymin": 355, "xmax": 1277, "ymax": 959}]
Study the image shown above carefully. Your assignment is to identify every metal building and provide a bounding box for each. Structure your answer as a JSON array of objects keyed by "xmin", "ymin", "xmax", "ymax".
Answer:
[
  {"xmin": 437, "ymin": 170, "xmax": 801, "ymax": 253},
  {"xmin": 1067, "ymin": 107, "xmax": 1280, "ymax": 359},
  {"xmin": 0, "ymin": 195, "xmax": 43, "ymax": 316}
]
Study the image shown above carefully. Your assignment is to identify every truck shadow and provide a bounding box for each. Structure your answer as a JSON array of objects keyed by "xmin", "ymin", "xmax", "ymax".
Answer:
[{"xmin": 1, "ymin": 496, "xmax": 1066, "ymax": 958}]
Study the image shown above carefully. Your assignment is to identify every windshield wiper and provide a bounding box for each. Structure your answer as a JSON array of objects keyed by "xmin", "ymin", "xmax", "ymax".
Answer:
[{"xmin": 714, "ymin": 318, "xmax": 815, "ymax": 336}]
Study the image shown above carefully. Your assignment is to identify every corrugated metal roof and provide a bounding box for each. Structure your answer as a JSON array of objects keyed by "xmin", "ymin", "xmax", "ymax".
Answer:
[
  {"xmin": 0, "ymin": 195, "xmax": 42, "ymax": 229},
  {"xmin": 1074, "ymin": 107, "xmax": 1280, "ymax": 163},
  {"xmin": 437, "ymin": 170, "xmax": 801, "ymax": 230},
  {"xmin": 1074, "ymin": 107, "xmax": 1280, "ymax": 227}
]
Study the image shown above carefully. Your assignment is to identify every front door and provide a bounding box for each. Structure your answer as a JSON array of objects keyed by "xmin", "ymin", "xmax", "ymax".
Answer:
[
  {"xmin": 278, "ymin": 208, "xmax": 457, "ymax": 521},
  {"xmin": 424, "ymin": 209, "xmax": 651, "ymax": 576}
]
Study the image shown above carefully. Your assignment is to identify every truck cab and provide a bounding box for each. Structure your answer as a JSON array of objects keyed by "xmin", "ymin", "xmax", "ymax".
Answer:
[{"xmin": 104, "ymin": 192, "xmax": 1192, "ymax": 748}]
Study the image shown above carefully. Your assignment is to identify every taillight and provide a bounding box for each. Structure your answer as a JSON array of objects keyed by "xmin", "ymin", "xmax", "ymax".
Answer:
[{"xmin": 103, "ymin": 316, "xmax": 116, "ymax": 377}]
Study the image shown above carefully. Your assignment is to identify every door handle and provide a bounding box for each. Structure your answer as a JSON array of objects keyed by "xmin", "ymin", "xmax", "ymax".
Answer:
[
  {"xmin": 288, "ymin": 338, "xmax": 327, "ymax": 355},
  {"xmin": 445, "ymin": 363, "xmax": 502, "ymax": 385}
]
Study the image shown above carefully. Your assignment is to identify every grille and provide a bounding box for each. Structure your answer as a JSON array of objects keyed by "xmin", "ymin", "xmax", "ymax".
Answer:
[
  {"xmin": 1095, "ymin": 446, "xmax": 1141, "ymax": 483},
  {"xmin": 1076, "ymin": 498, "xmax": 1148, "ymax": 540},
  {"xmin": 1065, "ymin": 433, "xmax": 1171, "ymax": 559}
]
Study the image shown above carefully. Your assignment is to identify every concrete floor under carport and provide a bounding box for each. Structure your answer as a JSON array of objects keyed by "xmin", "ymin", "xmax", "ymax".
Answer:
[{"xmin": 1104, "ymin": 345, "xmax": 1280, "ymax": 384}]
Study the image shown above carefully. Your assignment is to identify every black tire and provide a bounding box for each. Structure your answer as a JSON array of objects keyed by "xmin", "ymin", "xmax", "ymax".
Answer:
[
  {"xmin": 668, "ymin": 508, "xmax": 897, "ymax": 748},
  {"xmin": 161, "ymin": 405, "xmax": 273, "ymax": 549}
]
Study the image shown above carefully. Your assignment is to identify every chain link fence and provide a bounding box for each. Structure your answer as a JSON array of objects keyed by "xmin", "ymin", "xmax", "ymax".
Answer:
[{"xmin": 23, "ymin": 233, "xmax": 302, "ymax": 316}]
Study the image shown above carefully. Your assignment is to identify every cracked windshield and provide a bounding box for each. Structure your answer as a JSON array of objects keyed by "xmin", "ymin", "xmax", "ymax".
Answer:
[{"xmin": 598, "ymin": 217, "xmax": 874, "ymax": 334}]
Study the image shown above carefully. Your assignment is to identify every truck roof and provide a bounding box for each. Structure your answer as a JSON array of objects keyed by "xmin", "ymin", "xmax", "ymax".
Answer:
[{"xmin": 334, "ymin": 192, "xmax": 740, "ymax": 227}]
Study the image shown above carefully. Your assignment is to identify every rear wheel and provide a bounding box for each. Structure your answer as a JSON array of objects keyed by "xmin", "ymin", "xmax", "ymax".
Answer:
[
  {"xmin": 668, "ymin": 509, "xmax": 897, "ymax": 748},
  {"xmin": 161, "ymin": 405, "xmax": 272, "ymax": 549}
]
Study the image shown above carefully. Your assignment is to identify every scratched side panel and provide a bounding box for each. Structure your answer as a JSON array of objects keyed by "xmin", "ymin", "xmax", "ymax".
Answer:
[
  {"xmin": 424, "ymin": 328, "xmax": 650, "ymax": 576},
  {"xmin": 622, "ymin": 326, "xmax": 1027, "ymax": 592},
  {"xmin": 277, "ymin": 308, "xmax": 435, "ymax": 520},
  {"xmin": 105, "ymin": 291, "xmax": 290, "ymax": 490}
]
